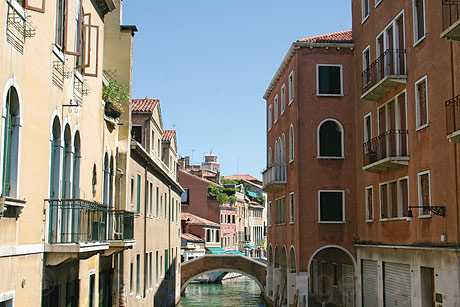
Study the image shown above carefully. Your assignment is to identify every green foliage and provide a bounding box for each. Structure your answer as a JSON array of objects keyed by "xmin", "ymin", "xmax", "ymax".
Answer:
[
  {"xmin": 102, "ymin": 79, "xmax": 128, "ymax": 113},
  {"xmin": 257, "ymin": 193, "xmax": 266, "ymax": 205},
  {"xmin": 207, "ymin": 184, "xmax": 237, "ymax": 204},
  {"xmin": 221, "ymin": 178, "xmax": 238, "ymax": 185}
]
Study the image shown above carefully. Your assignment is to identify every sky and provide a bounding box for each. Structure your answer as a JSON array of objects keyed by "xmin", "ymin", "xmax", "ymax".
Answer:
[{"xmin": 123, "ymin": 1, "xmax": 351, "ymax": 179}]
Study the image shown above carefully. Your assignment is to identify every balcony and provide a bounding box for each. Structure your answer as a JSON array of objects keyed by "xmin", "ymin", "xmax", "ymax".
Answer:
[
  {"xmin": 363, "ymin": 130, "xmax": 409, "ymax": 173},
  {"xmin": 105, "ymin": 210, "xmax": 135, "ymax": 255},
  {"xmin": 45, "ymin": 199, "xmax": 110, "ymax": 265},
  {"xmin": 262, "ymin": 164, "xmax": 287, "ymax": 193},
  {"xmin": 441, "ymin": 0, "xmax": 460, "ymax": 40},
  {"xmin": 446, "ymin": 94, "xmax": 460, "ymax": 142},
  {"xmin": 361, "ymin": 49, "xmax": 406, "ymax": 102}
]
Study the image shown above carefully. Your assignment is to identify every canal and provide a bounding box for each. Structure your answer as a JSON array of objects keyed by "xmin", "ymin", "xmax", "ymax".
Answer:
[{"xmin": 178, "ymin": 275, "xmax": 266, "ymax": 307}]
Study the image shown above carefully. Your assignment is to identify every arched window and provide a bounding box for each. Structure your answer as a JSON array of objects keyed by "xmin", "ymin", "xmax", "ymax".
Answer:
[
  {"xmin": 62, "ymin": 125, "xmax": 72, "ymax": 198},
  {"xmin": 281, "ymin": 134, "xmax": 286, "ymax": 164},
  {"xmin": 318, "ymin": 119, "xmax": 344, "ymax": 157},
  {"xmin": 109, "ymin": 155, "xmax": 114, "ymax": 208},
  {"xmin": 268, "ymin": 147, "xmax": 272, "ymax": 166},
  {"xmin": 2, "ymin": 87, "xmax": 21, "ymax": 197},
  {"xmin": 72, "ymin": 131, "xmax": 81, "ymax": 198},
  {"xmin": 289, "ymin": 125, "xmax": 294, "ymax": 162},
  {"xmin": 102, "ymin": 153, "xmax": 109, "ymax": 206},
  {"xmin": 50, "ymin": 117, "xmax": 61, "ymax": 198}
]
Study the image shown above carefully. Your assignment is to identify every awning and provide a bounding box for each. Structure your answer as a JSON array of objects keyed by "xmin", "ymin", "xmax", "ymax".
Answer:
[
  {"xmin": 246, "ymin": 190, "xmax": 258, "ymax": 198},
  {"xmin": 205, "ymin": 247, "xmax": 226, "ymax": 254},
  {"xmin": 226, "ymin": 250, "xmax": 245, "ymax": 255},
  {"xmin": 244, "ymin": 244, "xmax": 254, "ymax": 249}
]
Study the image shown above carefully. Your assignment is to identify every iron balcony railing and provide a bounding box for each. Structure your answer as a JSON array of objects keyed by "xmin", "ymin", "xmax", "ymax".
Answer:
[
  {"xmin": 446, "ymin": 94, "xmax": 460, "ymax": 135},
  {"xmin": 442, "ymin": 0, "xmax": 460, "ymax": 32},
  {"xmin": 109, "ymin": 210, "xmax": 134, "ymax": 241},
  {"xmin": 262, "ymin": 164, "xmax": 287, "ymax": 188},
  {"xmin": 47, "ymin": 199, "xmax": 108, "ymax": 244},
  {"xmin": 363, "ymin": 130, "xmax": 409, "ymax": 166},
  {"xmin": 362, "ymin": 49, "xmax": 406, "ymax": 94}
]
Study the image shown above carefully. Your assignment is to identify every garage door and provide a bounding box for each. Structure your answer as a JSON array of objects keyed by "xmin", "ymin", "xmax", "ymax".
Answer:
[
  {"xmin": 343, "ymin": 264, "xmax": 355, "ymax": 307},
  {"xmin": 384, "ymin": 262, "xmax": 411, "ymax": 307},
  {"xmin": 362, "ymin": 260, "xmax": 378, "ymax": 307}
]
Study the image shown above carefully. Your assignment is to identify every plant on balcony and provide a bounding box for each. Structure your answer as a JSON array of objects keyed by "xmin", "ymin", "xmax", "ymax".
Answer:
[
  {"xmin": 207, "ymin": 184, "xmax": 236, "ymax": 204},
  {"xmin": 103, "ymin": 79, "xmax": 128, "ymax": 119}
]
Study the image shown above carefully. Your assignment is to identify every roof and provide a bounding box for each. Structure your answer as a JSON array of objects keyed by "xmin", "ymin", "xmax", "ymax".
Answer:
[
  {"xmin": 181, "ymin": 212, "xmax": 220, "ymax": 227},
  {"xmin": 162, "ymin": 130, "xmax": 175, "ymax": 142},
  {"xmin": 181, "ymin": 232, "xmax": 204, "ymax": 242},
  {"xmin": 179, "ymin": 169, "xmax": 223, "ymax": 187},
  {"xmin": 224, "ymin": 174, "xmax": 260, "ymax": 182},
  {"xmin": 297, "ymin": 30, "xmax": 353, "ymax": 44},
  {"xmin": 131, "ymin": 97, "xmax": 159, "ymax": 112}
]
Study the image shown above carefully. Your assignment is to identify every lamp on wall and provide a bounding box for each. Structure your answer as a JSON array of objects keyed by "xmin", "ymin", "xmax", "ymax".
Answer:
[{"xmin": 407, "ymin": 205, "xmax": 446, "ymax": 220}]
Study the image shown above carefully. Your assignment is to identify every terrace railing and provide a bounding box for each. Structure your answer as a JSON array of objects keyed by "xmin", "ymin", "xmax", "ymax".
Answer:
[
  {"xmin": 363, "ymin": 130, "xmax": 409, "ymax": 166},
  {"xmin": 442, "ymin": 0, "xmax": 460, "ymax": 33},
  {"xmin": 262, "ymin": 164, "xmax": 287, "ymax": 190}
]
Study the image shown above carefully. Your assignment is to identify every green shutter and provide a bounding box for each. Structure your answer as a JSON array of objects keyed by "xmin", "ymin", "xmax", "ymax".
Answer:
[
  {"xmin": 2, "ymin": 99, "xmax": 12, "ymax": 197},
  {"xmin": 136, "ymin": 174, "xmax": 141, "ymax": 213},
  {"xmin": 164, "ymin": 249, "xmax": 168, "ymax": 277}
]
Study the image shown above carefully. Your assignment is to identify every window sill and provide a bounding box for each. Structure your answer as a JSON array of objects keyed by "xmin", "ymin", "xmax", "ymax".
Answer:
[
  {"xmin": 1, "ymin": 196, "xmax": 27, "ymax": 219},
  {"xmin": 413, "ymin": 34, "xmax": 426, "ymax": 48},
  {"xmin": 375, "ymin": 0, "xmax": 382, "ymax": 8},
  {"xmin": 289, "ymin": 99, "xmax": 294, "ymax": 105},
  {"xmin": 418, "ymin": 214, "xmax": 432, "ymax": 219},
  {"xmin": 361, "ymin": 14, "xmax": 369, "ymax": 24},
  {"xmin": 365, "ymin": 219, "xmax": 374, "ymax": 223},
  {"xmin": 135, "ymin": 295, "xmax": 142, "ymax": 301},
  {"xmin": 316, "ymin": 93, "xmax": 344, "ymax": 97},
  {"xmin": 290, "ymin": 221, "xmax": 295, "ymax": 225},
  {"xmin": 416, "ymin": 122, "xmax": 429, "ymax": 132},
  {"xmin": 318, "ymin": 221, "xmax": 346, "ymax": 224},
  {"xmin": 379, "ymin": 217, "xmax": 407, "ymax": 222},
  {"xmin": 317, "ymin": 156, "xmax": 345, "ymax": 160}
]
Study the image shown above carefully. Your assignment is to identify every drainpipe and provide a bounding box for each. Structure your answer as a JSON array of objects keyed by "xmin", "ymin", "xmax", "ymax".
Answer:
[
  {"xmin": 116, "ymin": 167, "xmax": 124, "ymax": 307},
  {"xmin": 168, "ymin": 185, "xmax": 172, "ymax": 304}
]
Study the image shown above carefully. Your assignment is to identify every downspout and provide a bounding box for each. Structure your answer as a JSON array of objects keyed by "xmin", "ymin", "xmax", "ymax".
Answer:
[
  {"xmin": 116, "ymin": 167, "xmax": 124, "ymax": 307},
  {"xmin": 168, "ymin": 185, "xmax": 172, "ymax": 304}
]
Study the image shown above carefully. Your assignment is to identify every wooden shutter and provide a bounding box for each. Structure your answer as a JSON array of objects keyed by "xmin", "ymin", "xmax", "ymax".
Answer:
[
  {"xmin": 381, "ymin": 184, "xmax": 388, "ymax": 218},
  {"xmin": 83, "ymin": 25, "xmax": 100, "ymax": 77},
  {"xmin": 418, "ymin": 80, "xmax": 427, "ymax": 126},
  {"xmin": 64, "ymin": 0, "xmax": 83, "ymax": 56},
  {"xmin": 24, "ymin": 0, "xmax": 46, "ymax": 13},
  {"xmin": 77, "ymin": 13, "xmax": 92, "ymax": 69}
]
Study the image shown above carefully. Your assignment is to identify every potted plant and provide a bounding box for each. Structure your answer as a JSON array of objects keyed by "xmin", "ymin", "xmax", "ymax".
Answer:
[{"xmin": 102, "ymin": 79, "xmax": 128, "ymax": 118}]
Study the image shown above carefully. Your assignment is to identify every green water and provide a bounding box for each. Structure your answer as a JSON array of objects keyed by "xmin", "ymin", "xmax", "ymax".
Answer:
[{"xmin": 178, "ymin": 276, "xmax": 266, "ymax": 307}]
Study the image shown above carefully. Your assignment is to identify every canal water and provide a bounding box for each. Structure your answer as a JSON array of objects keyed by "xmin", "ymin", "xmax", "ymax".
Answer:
[{"xmin": 178, "ymin": 275, "xmax": 266, "ymax": 307}]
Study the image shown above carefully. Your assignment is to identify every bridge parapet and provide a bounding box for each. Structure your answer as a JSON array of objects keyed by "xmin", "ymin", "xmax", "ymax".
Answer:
[{"xmin": 181, "ymin": 255, "xmax": 267, "ymax": 293}]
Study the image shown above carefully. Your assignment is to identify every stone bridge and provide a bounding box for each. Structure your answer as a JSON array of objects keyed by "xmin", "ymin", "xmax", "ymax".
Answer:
[{"xmin": 180, "ymin": 254, "xmax": 266, "ymax": 293}]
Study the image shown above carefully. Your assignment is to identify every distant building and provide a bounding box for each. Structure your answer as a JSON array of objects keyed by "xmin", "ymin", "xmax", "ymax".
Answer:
[{"xmin": 181, "ymin": 212, "xmax": 221, "ymax": 260}]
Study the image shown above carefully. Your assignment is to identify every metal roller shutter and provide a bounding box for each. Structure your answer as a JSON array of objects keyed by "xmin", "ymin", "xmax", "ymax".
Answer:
[
  {"xmin": 312, "ymin": 259, "xmax": 319, "ymax": 295},
  {"xmin": 362, "ymin": 260, "xmax": 378, "ymax": 307},
  {"xmin": 384, "ymin": 263, "xmax": 411, "ymax": 307},
  {"xmin": 343, "ymin": 264, "xmax": 355, "ymax": 307}
]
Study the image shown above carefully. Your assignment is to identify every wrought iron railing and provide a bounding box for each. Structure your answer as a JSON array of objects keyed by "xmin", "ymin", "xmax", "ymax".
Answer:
[
  {"xmin": 442, "ymin": 0, "xmax": 460, "ymax": 32},
  {"xmin": 363, "ymin": 130, "xmax": 408, "ymax": 166},
  {"xmin": 446, "ymin": 94, "xmax": 460, "ymax": 135},
  {"xmin": 262, "ymin": 164, "xmax": 287, "ymax": 188},
  {"xmin": 6, "ymin": 0, "xmax": 35, "ymax": 54},
  {"xmin": 362, "ymin": 49, "xmax": 406, "ymax": 94},
  {"xmin": 109, "ymin": 210, "xmax": 134, "ymax": 240},
  {"xmin": 46, "ymin": 199, "xmax": 108, "ymax": 244}
]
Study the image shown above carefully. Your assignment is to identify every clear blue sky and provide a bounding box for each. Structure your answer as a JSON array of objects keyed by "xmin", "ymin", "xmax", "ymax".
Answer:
[{"xmin": 123, "ymin": 1, "xmax": 351, "ymax": 179}]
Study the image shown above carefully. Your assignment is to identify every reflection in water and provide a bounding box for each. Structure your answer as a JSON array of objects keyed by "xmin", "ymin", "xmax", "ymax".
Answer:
[{"xmin": 179, "ymin": 275, "xmax": 266, "ymax": 307}]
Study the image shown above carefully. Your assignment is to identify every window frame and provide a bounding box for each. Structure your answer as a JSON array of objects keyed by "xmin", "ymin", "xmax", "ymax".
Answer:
[
  {"xmin": 418, "ymin": 170, "xmax": 431, "ymax": 218},
  {"xmin": 413, "ymin": 0, "xmax": 426, "ymax": 46},
  {"xmin": 415, "ymin": 75, "xmax": 429, "ymax": 130},
  {"xmin": 281, "ymin": 84, "xmax": 286, "ymax": 114},
  {"xmin": 375, "ymin": 0, "xmax": 383, "ymax": 8},
  {"xmin": 289, "ymin": 192, "xmax": 295, "ymax": 224},
  {"xmin": 289, "ymin": 124, "xmax": 294, "ymax": 163},
  {"xmin": 362, "ymin": 0, "xmax": 370, "ymax": 23},
  {"xmin": 274, "ymin": 95, "xmax": 279, "ymax": 123},
  {"xmin": 316, "ymin": 64, "xmax": 344, "ymax": 97},
  {"xmin": 362, "ymin": 46, "xmax": 371, "ymax": 87},
  {"xmin": 317, "ymin": 118, "xmax": 345, "ymax": 159},
  {"xmin": 365, "ymin": 185, "xmax": 374, "ymax": 222},
  {"xmin": 318, "ymin": 190, "xmax": 345, "ymax": 223},
  {"xmin": 363, "ymin": 112, "xmax": 372, "ymax": 144},
  {"xmin": 379, "ymin": 176, "xmax": 410, "ymax": 220},
  {"xmin": 268, "ymin": 105, "xmax": 272, "ymax": 131},
  {"xmin": 288, "ymin": 71, "xmax": 294, "ymax": 104}
]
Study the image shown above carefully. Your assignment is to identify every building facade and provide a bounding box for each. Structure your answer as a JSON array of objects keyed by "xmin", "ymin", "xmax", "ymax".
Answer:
[
  {"xmin": 263, "ymin": 31, "xmax": 356, "ymax": 306},
  {"xmin": 353, "ymin": 0, "xmax": 460, "ymax": 306}
]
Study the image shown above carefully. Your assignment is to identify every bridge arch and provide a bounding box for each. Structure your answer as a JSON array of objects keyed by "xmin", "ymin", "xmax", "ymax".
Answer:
[{"xmin": 180, "ymin": 255, "xmax": 266, "ymax": 294}]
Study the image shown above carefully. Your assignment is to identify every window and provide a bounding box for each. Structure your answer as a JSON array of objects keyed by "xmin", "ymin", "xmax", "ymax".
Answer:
[
  {"xmin": 363, "ymin": 113, "xmax": 372, "ymax": 145},
  {"xmin": 415, "ymin": 76, "xmax": 428, "ymax": 129},
  {"xmin": 164, "ymin": 192, "xmax": 167, "ymax": 220},
  {"xmin": 151, "ymin": 130, "xmax": 155, "ymax": 153},
  {"xmin": 136, "ymin": 174, "xmax": 141, "ymax": 213},
  {"xmin": 149, "ymin": 252, "xmax": 153, "ymax": 289},
  {"xmin": 289, "ymin": 192, "xmax": 295, "ymax": 223},
  {"xmin": 206, "ymin": 229, "xmax": 211, "ymax": 242},
  {"xmin": 130, "ymin": 262, "xmax": 134, "ymax": 293},
  {"xmin": 89, "ymin": 273, "xmax": 95, "ymax": 307},
  {"xmin": 275, "ymin": 196, "xmax": 286, "ymax": 224},
  {"xmin": 55, "ymin": 0, "xmax": 66, "ymax": 48},
  {"xmin": 269, "ymin": 201, "xmax": 272, "ymax": 225},
  {"xmin": 181, "ymin": 188, "xmax": 189, "ymax": 205},
  {"xmin": 171, "ymin": 197, "xmax": 174, "ymax": 222},
  {"xmin": 289, "ymin": 125, "xmax": 294, "ymax": 162},
  {"xmin": 362, "ymin": 46, "xmax": 371, "ymax": 87},
  {"xmin": 317, "ymin": 65, "xmax": 342, "ymax": 96},
  {"xmin": 365, "ymin": 186, "xmax": 374, "ymax": 221},
  {"xmin": 281, "ymin": 85, "xmax": 286, "ymax": 114},
  {"xmin": 318, "ymin": 119, "xmax": 343, "ymax": 158},
  {"xmin": 362, "ymin": 0, "xmax": 369, "ymax": 21},
  {"xmin": 149, "ymin": 182, "xmax": 153, "ymax": 216},
  {"xmin": 155, "ymin": 251, "xmax": 159, "ymax": 284},
  {"xmin": 318, "ymin": 190, "xmax": 345, "ymax": 222},
  {"xmin": 288, "ymin": 71, "xmax": 294, "ymax": 104},
  {"xmin": 156, "ymin": 187, "xmax": 160, "ymax": 217},
  {"xmin": 268, "ymin": 147, "xmax": 272, "ymax": 166},
  {"xmin": 3, "ymin": 87, "xmax": 21, "ymax": 198},
  {"xmin": 274, "ymin": 96, "xmax": 279, "ymax": 123},
  {"xmin": 413, "ymin": 0, "xmax": 426, "ymax": 44},
  {"xmin": 136, "ymin": 254, "xmax": 140, "ymax": 295},
  {"xmin": 418, "ymin": 171, "xmax": 431, "ymax": 216},
  {"xmin": 157, "ymin": 139, "xmax": 161, "ymax": 158},
  {"xmin": 72, "ymin": 132, "xmax": 81, "ymax": 198},
  {"xmin": 380, "ymin": 178, "xmax": 409, "ymax": 219},
  {"xmin": 268, "ymin": 105, "xmax": 272, "ymax": 131},
  {"xmin": 132, "ymin": 126, "xmax": 142, "ymax": 144},
  {"xmin": 130, "ymin": 178, "xmax": 134, "ymax": 205}
]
